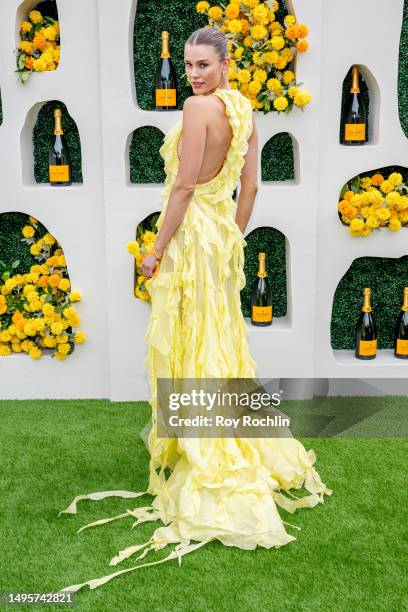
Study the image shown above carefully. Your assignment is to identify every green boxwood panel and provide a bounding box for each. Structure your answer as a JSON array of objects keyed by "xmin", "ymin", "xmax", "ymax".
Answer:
[
  {"xmin": 399, "ymin": 0, "xmax": 408, "ymax": 137},
  {"xmin": 34, "ymin": 0, "xmax": 58, "ymax": 19},
  {"xmin": 261, "ymin": 133, "xmax": 295, "ymax": 182},
  {"xmin": 129, "ymin": 127, "xmax": 165, "ymax": 183},
  {"xmin": 0, "ymin": 212, "xmax": 48, "ymax": 274},
  {"xmin": 331, "ymin": 255, "xmax": 408, "ymax": 350},
  {"xmin": 241, "ymin": 227, "xmax": 287, "ymax": 318},
  {"xmin": 339, "ymin": 66, "xmax": 370, "ymax": 142},
  {"xmin": 33, "ymin": 101, "xmax": 82, "ymax": 184}
]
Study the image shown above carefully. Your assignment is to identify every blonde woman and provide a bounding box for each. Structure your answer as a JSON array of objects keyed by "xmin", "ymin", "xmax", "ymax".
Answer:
[{"xmin": 58, "ymin": 27, "xmax": 331, "ymax": 593}]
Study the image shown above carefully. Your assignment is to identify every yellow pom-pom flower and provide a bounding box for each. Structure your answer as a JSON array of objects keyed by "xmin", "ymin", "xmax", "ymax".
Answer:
[
  {"xmin": 237, "ymin": 69, "xmax": 251, "ymax": 84},
  {"xmin": 294, "ymin": 90, "xmax": 312, "ymax": 107},
  {"xmin": 208, "ymin": 6, "xmax": 223, "ymax": 20},
  {"xmin": 234, "ymin": 47, "xmax": 244, "ymax": 59},
  {"xmin": 22, "ymin": 225, "xmax": 35, "ymax": 238},
  {"xmin": 271, "ymin": 35, "xmax": 285, "ymax": 50},
  {"xmin": 389, "ymin": 217, "xmax": 402, "ymax": 231},
  {"xmin": 225, "ymin": 3, "xmax": 239, "ymax": 18},
  {"xmin": 21, "ymin": 20, "xmax": 32, "ymax": 33},
  {"xmin": 248, "ymin": 80, "xmax": 262, "ymax": 95},
  {"xmin": 250, "ymin": 24, "xmax": 267, "ymax": 40},
  {"xmin": 273, "ymin": 96, "xmax": 289, "ymax": 111},
  {"xmin": 28, "ymin": 10, "xmax": 43, "ymax": 24},
  {"xmin": 228, "ymin": 19, "xmax": 242, "ymax": 33},
  {"xmin": 297, "ymin": 40, "xmax": 309, "ymax": 53},
  {"xmin": 196, "ymin": 1, "xmax": 210, "ymax": 13},
  {"xmin": 253, "ymin": 69, "xmax": 267, "ymax": 83},
  {"xmin": 266, "ymin": 78, "xmax": 281, "ymax": 92},
  {"xmin": 283, "ymin": 70, "xmax": 295, "ymax": 84},
  {"xmin": 388, "ymin": 172, "xmax": 403, "ymax": 187}
]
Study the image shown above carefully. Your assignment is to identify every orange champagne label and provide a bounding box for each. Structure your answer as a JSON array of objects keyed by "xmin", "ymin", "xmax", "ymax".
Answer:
[
  {"xmin": 396, "ymin": 338, "xmax": 408, "ymax": 355},
  {"xmin": 156, "ymin": 89, "xmax": 176, "ymax": 106},
  {"xmin": 345, "ymin": 123, "xmax": 366, "ymax": 141},
  {"xmin": 49, "ymin": 165, "xmax": 70, "ymax": 182},
  {"xmin": 252, "ymin": 305, "xmax": 272, "ymax": 322},
  {"xmin": 358, "ymin": 339, "xmax": 377, "ymax": 356}
]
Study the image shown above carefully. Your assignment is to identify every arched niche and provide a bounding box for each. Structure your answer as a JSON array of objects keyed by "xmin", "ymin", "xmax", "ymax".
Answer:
[
  {"xmin": 21, "ymin": 100, "xmax": 82, "ymax": 185},
  {"xmin": 132, "ymin": 211, "xmax": 160, "ymax": 301},
  {"xmin": 16, "ymin": 0, "xmax": 60, "ymax": 76},
  {"xmin": 398, "ymin": 0, "xmax": 408, "ymax": 138},
  {"xmin": 127, "ymin": 126, "xmax": 165, "ymax": 184},
  {"xmin": 337, "ymin": 164, "xmax": 408, "ymax": 233},
  {"xmin": 331, "ymin": 255, "xmax": 408, "ymax": 351},
  {"xmin": 132, "ymin": 0, "xmax": 207, "ymax": 110},
  {"xmin": 339, "ymin": 64, "xmax": 380, "ymax": 145},
  {"xmin": 241, "ymin": 226, "xmax": 289, "ymax": 319},
  {"xmin": 0, "ymin": 211, "xmax": 76, "ymax": 358},
  {"xmin": 261, "ymin": 132, "xmax": 299, "ymax": 184}
]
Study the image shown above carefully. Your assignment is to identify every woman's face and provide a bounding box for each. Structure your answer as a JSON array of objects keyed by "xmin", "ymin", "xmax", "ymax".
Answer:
[{"xmin": 184, "ymin": 44, "xmax": 229, "ymax": 95}]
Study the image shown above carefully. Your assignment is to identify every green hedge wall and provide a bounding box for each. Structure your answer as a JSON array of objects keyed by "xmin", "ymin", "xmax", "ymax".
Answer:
[
  {"xmin": 399, "ymin": 0, "xmax": 408, "ymax": 137},
  {"xmin": 331, "ymin": 255, "xmax": 408, "ymax": 350},
  {"xmin": 0, "ymin": 212, "xmax": 48, "ymax": 275},
  {"xmin": 33, "ymin": 101, "xmax": 82, "ymax": 183},
  {"xmin": 261, "ymin": 133, "xmax": 295, "ymax": 182},
  {"xmin": 129, "ymin": 127, "xmax": 165, "ymax": 183}
]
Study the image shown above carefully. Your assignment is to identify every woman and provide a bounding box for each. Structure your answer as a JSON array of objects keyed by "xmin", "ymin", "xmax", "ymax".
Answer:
[{"xmin": 58, "ymin": 27, "xmax": 332, "ymax": 593}]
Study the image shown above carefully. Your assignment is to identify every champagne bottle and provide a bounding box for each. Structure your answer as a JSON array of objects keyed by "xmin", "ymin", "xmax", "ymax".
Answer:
[
  {"xmin": 394, "ymin": 287, "xmax": 408, "ymax": 359},
  {"xmin": 154, "ymin": 31, "xmax": 177, "ymax": 111},
  {"xmin": 354, "ymin": 287, "xmax": 377, "ymax": 359},
  {"xmin": 341, "ymin": 65, "xmax": 367, "ymax": 145},
  {"xmin": 251, "ymin": 252, "xmax": 272, "ymax": 326},
  {"xmin": 49, "ymin": 108, "xmax": 72, "ymax": 186}
]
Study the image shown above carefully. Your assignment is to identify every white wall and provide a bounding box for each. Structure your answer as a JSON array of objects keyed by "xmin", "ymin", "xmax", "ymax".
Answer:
[{"xmin": 0, "ymin": 0, "xmax": 406, "ymax": 400}]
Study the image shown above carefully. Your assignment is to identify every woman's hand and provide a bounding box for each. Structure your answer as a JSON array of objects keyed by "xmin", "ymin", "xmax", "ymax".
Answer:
[{"xmin": 142, "ymin": 253, "xmax": 159, "ymax": 278}]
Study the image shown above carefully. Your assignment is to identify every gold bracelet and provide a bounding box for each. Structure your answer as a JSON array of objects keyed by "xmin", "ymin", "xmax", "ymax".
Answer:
[{"xmin": 152, "ymin": 246, "xmax": 162, "ymax": 261}]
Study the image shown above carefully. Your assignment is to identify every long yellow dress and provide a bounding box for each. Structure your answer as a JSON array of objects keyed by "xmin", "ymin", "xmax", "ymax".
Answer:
[{"xmin": 58, "ymin": 87, "xmax": 332, "ymax": 593}]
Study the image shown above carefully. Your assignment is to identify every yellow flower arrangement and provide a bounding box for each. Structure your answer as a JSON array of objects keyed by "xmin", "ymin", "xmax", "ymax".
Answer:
[
  {"xmin": 338, "ymin": 170, "xmax": 408, "ymax": 237},
  {"xmin": 196, "ymin": 1, "xmax": 311, "ymax": 113},
  {"xmin": 16, "ymin": 9, "xmax": 60, "ymax": 82},
  {"xmin": 0, "ymin": 218, "xmax": 86, "ymax": 359},
  {"xmin": 127, "ymin": 216, "xmax": 162, "ymax": 303}
]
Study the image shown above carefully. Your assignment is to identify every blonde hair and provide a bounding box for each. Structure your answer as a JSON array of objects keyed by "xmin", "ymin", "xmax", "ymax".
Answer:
[{"xmin": 186, "ymin": 27, "xmax": 228, "ymax": 61}]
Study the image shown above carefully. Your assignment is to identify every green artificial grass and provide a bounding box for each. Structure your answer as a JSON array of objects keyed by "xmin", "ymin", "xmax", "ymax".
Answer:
[
  {"xmin": 129, "ymin": 127, "xmax": 165, "ymax": 184},
  {"xmin": 399, "ymin": 0, "xmax": 408, "ymax": 137},
  {"xmin": 261, "ymin": 133, "xmax": 295, "ymax": 182},
  {"xmin": 0, "ymin": 397, "xmax": 406, "ymax": 611}
]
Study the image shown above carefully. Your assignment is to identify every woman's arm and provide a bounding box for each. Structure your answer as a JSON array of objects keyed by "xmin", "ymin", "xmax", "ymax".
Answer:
[
  {"xmin": 235, "ymin": 116, "xmax": 258, "ymax": 234},
  {"xmin": 150, "ymin": 96, "xmax": 208, "ymax": 258}
]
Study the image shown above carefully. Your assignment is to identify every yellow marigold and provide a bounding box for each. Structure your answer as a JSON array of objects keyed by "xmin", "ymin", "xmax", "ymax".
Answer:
[
  {"xmin": 43, "ymin": 233, "xmax": 56, "ymax": 245},
  {"xmin": 360, "ymin": 177, "xmax": 372, "ymax": 189},
  {"xmin": 297, "ymin": 40, "xmax": 309, "ymax": 52},
  {"xmin": 349, "ymin": 217, "xmax": 365, "ymax": 235},
  {"xmin": 58, "ymin": 278, "xmax": 70, "ymax": 292},
  {"xmin": 269, "ymin": 22, "xmax": 282, "ymax": 34},
  {"xmin": 283, "ymin": 70, "xmax": 295, "ymax": 84},
  {"xmin": 267, "ymin": 78, "xmax": 281, "ymax": 92},
  {"xmin": 43, "ymin": 25, "xmax": 58, "ymax": 41},
  {"xmin": 252, "ymin": 4, "xmax": 268, "ymax": 22},
  {"xmin": 251, "ymin": 24, "xmax": 267, "ymax": 40},
  {"xmin": 371, "ymin": 173, "xmax": 384, "ymax": 186},
  {"xmin": 388, "ymin": 172, "xmax": 403, "ymax": 187},
  {"xmin": 295, "ymin": 24, "xmax": 309, "ymax": 38},
  {"xmin": 272, "ymin": 0, "xmax": 279, "ymax": 9},
  {"xmin": 252, "ymin": 51, "xmax": 263, "ymax": 65},
  {"xmin": 74, "ymin": 331, "xmax": 86, "ymax": 344},
  {"xmin": 22, "ymin": 225, "xmax": 35, "ymax": 238},
  {"xmin": 50, "ymin": 321, "xmax": 64, "ymax": 335},
  {"xmin": 294, "ymin": 90, "xmax": 312, "ymax": 107},
  {"xmin": 376, "ymin": 207, "xmax": 391, "ymax": 221},
  {"xmin": 267, "ymin": 10, "xmax": 275, "ymax": 22},
  {"xmin": 29, "ymin": 10, "xmax": 43, "ymax": 24},
  {"xmin": 273, "ymin": 96, "xmax": 288, "ymax": 111},
  {"xmin": 271, "ymin": 35, "xmax": 285, "ymax": 50},
  {"xmin": 388, "ymin": 217, "xmax": 402, "ymax": 231},
  {"xmin": 225, "ymin": 3, "xmax": 240, "ymax": 18},
  {"xmin": 248, "ymin": 80, "xmax": 262, "ymax": 95},
  {"xmin": 380, "ymin": 180, "xmax": 393, "ymax": 194},
  {"xmin": 281, "ymin": 47, "xmax": 294, "ymax": 60},
  {"xmin": 285, "ymin": 25, "xmax": 297, "ymax": 39},
  {"xmin": 208, "ymin": 6, "xmax": 223, "ymax": 20},
  {"xmin": 21, "ymin": 20, "xmax": 32, "ymax": 32},
  {"xmin": 241, "ymin": 19, "xmax": 250, "ymax": 34},
  {"xmin": 196, "ymin": 1, "xmax": 210, "ymax": 13},
  {"xmin": 228, "ymin": 19, "xmax": 242, "ymax": 33},
  {"xmin": 19, "ymin": 41, "xmax": 33, "ymax": 54},
  {"xmin": 237, "ymin": 69, "xmax": 251, "ymax": 83},
  {"xmin": 245, "ymin": 0, "xmax": 260, "ymax": 7},
  {"xmin": 284, "ymin": 15, "xmax": 296, "ymax": 26},
  {"xmin": 264, "ymin": 51, "xmax": 278, "ymax": 64},
  {"xmin": 361, "ymin": 225, "xmax": 372, "ymax": 237},
  {"xmin": 399, "ymin": 209, "xmax": 408, "ymax": 222},
  {"xmin": 275, "ymin": 56, "xmax": 287, "ymax": 70},
  {"xmin": 230, "ymin": 80, "xmax": 239, "ymax": 89},
  {"xmin": 385, "ymin": 191, "xmax": 401, "ymax": 207},
  {"xmin": 288, "ymin": 86, "xmax": 299, "ymax": 98},
  {"xmin": 398, "ymin": 196, "xmax": 408, "ymax": 210},
  {"xmin": 366, "ymin": 215, "xmax": 380, "ymax": 228},
  {"xmin": 0, "ymin": 343, "xmax": 11, "ymax": 356},
  {"xmin": 228, "ymin": 67, "xmax": 238, "ymax": 81},
  {"xmin": 234, "ymin": 47, "xmax": 244, "ymax": 59},
  {"xmin": 127, "ymin": 240, "xmax": 140, "ymax": 256},
  {"xmin": 253, "ymin": 69, "xmax": 267, "ymax": 83}
]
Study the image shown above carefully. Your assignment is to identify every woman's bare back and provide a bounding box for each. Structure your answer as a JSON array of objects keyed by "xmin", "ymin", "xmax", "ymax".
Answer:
[{"xmin": 177, "ymin": 94, "xmax": 233, "ymax": 185}]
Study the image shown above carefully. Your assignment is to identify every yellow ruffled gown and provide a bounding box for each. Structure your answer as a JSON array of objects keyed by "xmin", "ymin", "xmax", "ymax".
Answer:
[{"xmin": 58, "ymin": 88, "xmax": 332, "ymax": 593}]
